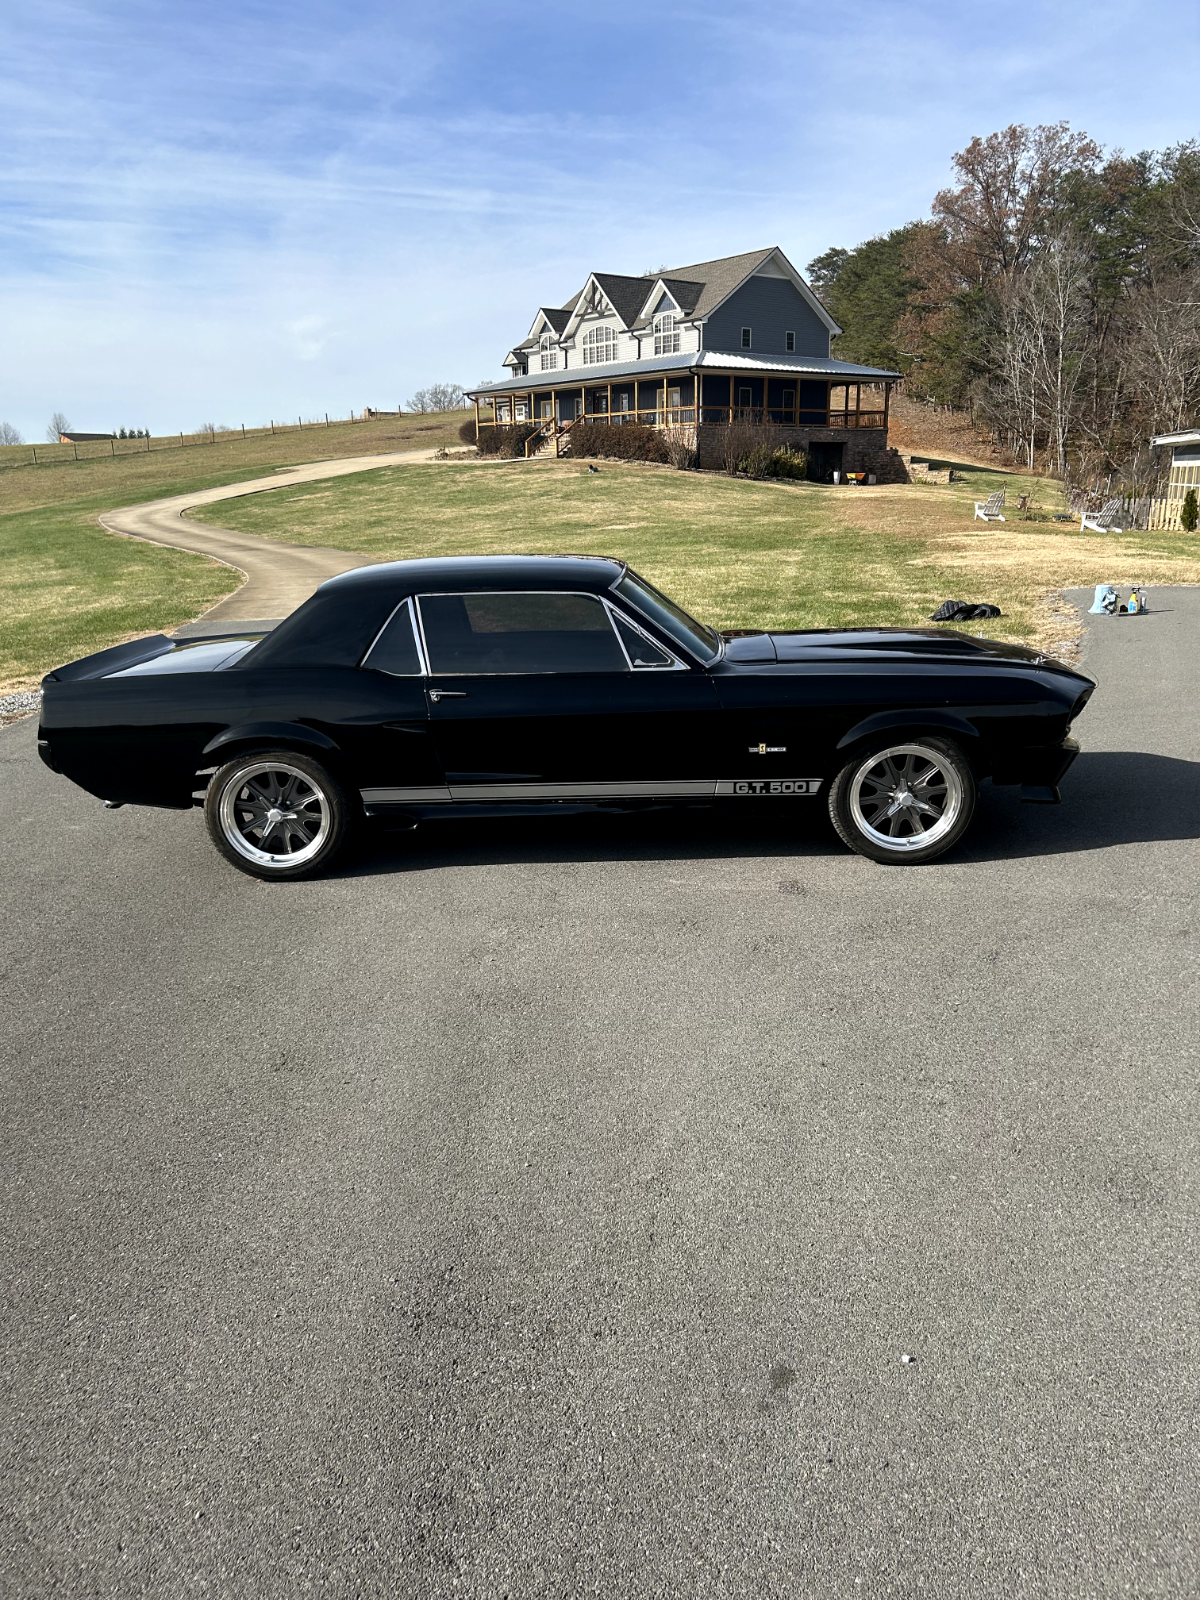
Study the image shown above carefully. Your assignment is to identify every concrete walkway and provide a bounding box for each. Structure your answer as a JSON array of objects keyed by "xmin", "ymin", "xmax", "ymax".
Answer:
[{"xmin": 99, "ymin": 447, "xmax": 450, "ymax": 621}]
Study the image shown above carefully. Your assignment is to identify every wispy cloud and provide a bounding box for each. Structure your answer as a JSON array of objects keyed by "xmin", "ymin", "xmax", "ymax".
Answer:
[{"xmin": 3, "ymin": 0, "xmax": 1197, "ymax": 435}]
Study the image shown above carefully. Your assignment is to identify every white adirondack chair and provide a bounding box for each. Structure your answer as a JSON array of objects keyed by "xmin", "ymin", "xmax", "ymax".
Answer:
[
  {"xmin": 1081, "ymin": 496, "xmax": 1124, "ymax": 533},
  {"xmin": 974, "ymin": 490, "xmax": 1006, "ymax": 521}
]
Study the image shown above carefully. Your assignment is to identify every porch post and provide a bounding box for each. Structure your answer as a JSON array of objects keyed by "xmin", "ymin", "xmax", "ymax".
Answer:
[
  {"xmin": 607, "ymin": 381, "xmax": 613, "ymax": 424},
  {"xmin": 729, "ymin": 375, "xmax": 733, "ymax": 423},
  {"xmin": 884, "ymin": 382, "xmax": 892, "ymax": 432},
  {"xmin": 762, "ymin": 378, "xmax": 768, "ymax": 426},
  {"xmin": 551, "ymin": 388, "xmax": 558, "ymax": 456},
  {"xmin": 474, "ymin": 396, "xmax": 480, "ymax": 439}
]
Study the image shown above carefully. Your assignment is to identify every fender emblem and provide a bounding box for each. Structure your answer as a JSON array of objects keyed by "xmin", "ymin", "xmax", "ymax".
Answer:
[{"xmin": 750, "ymin": 744, "xmax": 787, "ymax": 754}]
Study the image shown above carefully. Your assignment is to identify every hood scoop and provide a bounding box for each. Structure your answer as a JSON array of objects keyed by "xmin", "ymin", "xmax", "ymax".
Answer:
[{"xmin": 721, "ymin": 631, "xmax": 777, "ymax": 662}]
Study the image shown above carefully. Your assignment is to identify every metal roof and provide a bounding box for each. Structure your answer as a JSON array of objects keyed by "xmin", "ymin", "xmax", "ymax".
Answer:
[{"xmin": 469, "ymin": 349, "xmax": 900, "ymax": 398}]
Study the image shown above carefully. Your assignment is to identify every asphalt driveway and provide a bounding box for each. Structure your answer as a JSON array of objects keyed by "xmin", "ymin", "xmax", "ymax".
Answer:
[{"xmin": 2, "ymin": 592, "xmax": 1198, "ymax": 1598}]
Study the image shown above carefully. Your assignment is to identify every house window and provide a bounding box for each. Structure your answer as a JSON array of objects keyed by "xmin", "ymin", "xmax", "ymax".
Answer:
[
  {"xmin": 782, "ymin": 389, "xmax": 795, "ymax": 417},
  {"xmin": 653, "ymin": 313, "xmax": 680, "ymax": 356},
  {"xmin": 539, "ymin": 332, "xmax": 558, "ymax": 371},
  {"xmin": 741, "ymin": 327, "xmax": 752, "ymax": 348},
  {"xmin": 582, "ymin": 326, "xmax": 619, "ymax": 365},
  {"xmin": 737, "ymin": 387, "xmax": 752, "ymax": 412},
  {"xmin": 786, "ymin": 331, "xmax": 795, "ymax": 352}
]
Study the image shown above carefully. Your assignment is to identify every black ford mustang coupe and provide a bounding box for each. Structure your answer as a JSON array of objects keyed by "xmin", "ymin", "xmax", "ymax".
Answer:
[{"xmin": 38, "ymin": 555, "xmax": 1093, "ymax": 878}]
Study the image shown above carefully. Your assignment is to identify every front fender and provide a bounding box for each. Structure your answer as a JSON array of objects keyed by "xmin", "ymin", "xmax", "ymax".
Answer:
[
  {"xmin": 202, "ymin": 721, "xmax": 340, "ymax": 759},
  {"xmin": 836, "ymin": 709, "xmax": 982, "ymax": 753}
]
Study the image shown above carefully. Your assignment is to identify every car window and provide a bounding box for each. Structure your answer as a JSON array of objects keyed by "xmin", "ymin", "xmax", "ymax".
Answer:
[
  {"xmin": 610, "ymin": 612, "xmax": 676, "ymax": 668},
  {"xmin": 613, "ymin": 570, "xmax": 720, "ymax": 663},
  {"xmin": 418, "ymin": 592, "xmax": 629, "ymax": 675},
  {"xmin": 362, "ymin": 599, "xmax": 423, "ymax": 676}
]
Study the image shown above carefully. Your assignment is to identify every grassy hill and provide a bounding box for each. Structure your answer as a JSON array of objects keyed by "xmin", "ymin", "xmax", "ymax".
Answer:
[
  {"xmin": 189, "ymin": 456, "xmax": 1200, "ymax": 657},
  {"xmin": 0, "ymin": 411, "xmax": 466, "ymax": 693}
]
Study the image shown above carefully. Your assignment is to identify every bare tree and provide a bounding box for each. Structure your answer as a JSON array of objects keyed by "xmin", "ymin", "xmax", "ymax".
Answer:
[
  {"xmin": 933, "ymin": 122, "xmax": 1102, "ymax": 289},
  {"xmin": 1121, "ymin": 270, "xmax": 1200, "ymax": 437},
  {"xmin": 406, "ymin": 383, "xmax": 467, "ymax": 413},
  {"xmin": 46, "ymin": 411, "xmax": 71, "ymax": 442},
  {"xmin": 0, "ymin": 421, "xmax": 23, "ymax": 446}
]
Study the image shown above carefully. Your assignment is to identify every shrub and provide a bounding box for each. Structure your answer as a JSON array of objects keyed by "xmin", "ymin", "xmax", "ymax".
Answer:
[
  {"xmin": 475, "ymin": 422, "xmax": 541, "ymax": 458},
  {"xmin": 568, "ymin": 422, "xmax": 669, "ymax": 463},
  {"xmin": 660, "ymin": 425, "xmax": 698, "ymax": 470},
  {"xmin": 765, "ymin": 447, "xmax": 807, "ymax": 480},
  {"xmin": 1182, "ymin": 487, "xmax": 1198, "ymax": 533},
  {"xmin": 710, "ymin": 416, "xmax": 766, "ymax": 475},
  {"xmin": 739, "ymin": 441, "xmax": 776, "ymax": 479},
  {"xmin": 458, "ymin": 418, "xmax": 477, "ymax": 445}
]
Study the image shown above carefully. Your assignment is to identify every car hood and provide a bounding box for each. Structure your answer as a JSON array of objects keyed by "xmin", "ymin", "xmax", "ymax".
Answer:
[{"xmin": 720, "ymin": 626, "xmax": 1062, "ymax": 668}]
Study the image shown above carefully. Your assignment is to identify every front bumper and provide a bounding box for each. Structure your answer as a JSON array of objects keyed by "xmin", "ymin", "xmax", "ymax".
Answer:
[{"xmin": 991, "ymin": 736, "xmax": 1080, "ymax": 803}]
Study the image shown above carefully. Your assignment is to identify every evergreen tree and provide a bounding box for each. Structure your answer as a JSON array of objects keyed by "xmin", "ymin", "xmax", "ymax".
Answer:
[{"xmin": 1182, "ymin": 488, "xmax": 1198, "ymax": 532}]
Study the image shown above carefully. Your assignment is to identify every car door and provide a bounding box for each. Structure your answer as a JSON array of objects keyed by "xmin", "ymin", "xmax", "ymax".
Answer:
[
  {"xmin": 322, "ymin": 597, "xmax": 449, "ymax": 805},
  {"xmin": 415, "ymin": 589, "xmax": 720, "ymax": 802}
]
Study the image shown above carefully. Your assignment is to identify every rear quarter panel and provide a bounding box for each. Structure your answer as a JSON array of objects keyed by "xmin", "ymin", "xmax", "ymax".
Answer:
[{"xmin": 40, "ymin": 675, "xmax": 248, "ymax": 807}]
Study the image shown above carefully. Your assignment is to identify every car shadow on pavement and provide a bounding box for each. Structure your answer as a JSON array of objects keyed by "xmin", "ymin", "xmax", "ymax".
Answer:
[
  {"xmin": 963, "ymin": 751, "xmax": 1200, "ymax": 861},
  {"xmin": 333, "ymin": 751, "xmax": 1200, "ymax": 878},
  {"xmin": 339, "ymin": 803, "xmax": 843, "ymax": 877}
]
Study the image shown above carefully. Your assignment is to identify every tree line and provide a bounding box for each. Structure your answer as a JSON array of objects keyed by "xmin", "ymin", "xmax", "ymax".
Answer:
[{"xmin": 808, "ymin": 124, "xmax": 1200, "ymax": 490}]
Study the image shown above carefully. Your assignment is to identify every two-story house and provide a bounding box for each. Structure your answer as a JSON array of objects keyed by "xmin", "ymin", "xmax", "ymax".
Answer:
[{"xmin": 467, "ymin": 246, "xmax": 901, "ymax": 477}]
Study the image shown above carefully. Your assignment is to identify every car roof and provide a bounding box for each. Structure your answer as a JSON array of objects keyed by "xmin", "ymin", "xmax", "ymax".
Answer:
[{"xmin": 322, "ymin": 554, "xmax": 627, "ymax": 596}]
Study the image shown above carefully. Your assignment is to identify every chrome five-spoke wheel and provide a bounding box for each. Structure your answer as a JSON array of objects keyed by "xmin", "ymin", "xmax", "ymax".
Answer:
[
  {"xmin": 828, "ymin": 737, "xmax": 976, "ymax": 864},
  {"xmin": 205, "ymin": 750, "xmax": 352, "ymax": 879}
]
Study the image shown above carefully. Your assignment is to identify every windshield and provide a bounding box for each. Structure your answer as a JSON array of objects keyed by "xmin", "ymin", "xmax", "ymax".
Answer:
[{"xmin": 613, "ymin": 570, "xmax": 721, "ymax": 664}]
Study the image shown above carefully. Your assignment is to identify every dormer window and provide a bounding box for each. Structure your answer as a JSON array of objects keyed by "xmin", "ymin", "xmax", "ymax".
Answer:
[
  {"xmin": 582, "ymin": 326, "xmax": 619, "ymax": 365},
  {"xmin": 653, "ymin": 313, "xmax": 680, "ymax": 356},
  {"xmin": 539, "ymin": 332, "xmax": 558, "ymax": 371}
]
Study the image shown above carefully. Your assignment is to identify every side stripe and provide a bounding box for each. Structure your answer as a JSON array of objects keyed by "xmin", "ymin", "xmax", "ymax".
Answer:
[{"xmin": 362, "ymin": 778, "xmax": 823, "ymax": 807}]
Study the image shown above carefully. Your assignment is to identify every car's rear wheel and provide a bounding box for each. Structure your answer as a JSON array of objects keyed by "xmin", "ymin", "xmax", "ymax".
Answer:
[
  {"xmin": 828, "ymin": 737, "xmax": 976, "ymax": 865},
  {"xmin": 204, "ymin": 750, "xmax": 353, "ymax": 880}
]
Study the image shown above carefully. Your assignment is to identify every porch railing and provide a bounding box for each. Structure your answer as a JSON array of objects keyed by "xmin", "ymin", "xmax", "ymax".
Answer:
[{"xmin": 490, "ymin": 404, "xmax": 889, "ymax": 431}]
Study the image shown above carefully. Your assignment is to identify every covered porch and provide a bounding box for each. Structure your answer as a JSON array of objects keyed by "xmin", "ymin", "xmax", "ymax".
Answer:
[{"xmin": 476, "ymin": 371, "xmax": 892, "ymax": 433}]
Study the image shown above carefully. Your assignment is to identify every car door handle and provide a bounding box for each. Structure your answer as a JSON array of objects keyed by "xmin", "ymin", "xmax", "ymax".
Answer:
[{"xmin": 429, "ymin": 690, "xmax": 468, "ymax": 702}]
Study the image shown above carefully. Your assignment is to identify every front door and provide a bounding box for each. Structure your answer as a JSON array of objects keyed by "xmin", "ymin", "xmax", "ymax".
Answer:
[{"xmin": 416, "ymin": 590, "xmax": 720, "ymax": 802}]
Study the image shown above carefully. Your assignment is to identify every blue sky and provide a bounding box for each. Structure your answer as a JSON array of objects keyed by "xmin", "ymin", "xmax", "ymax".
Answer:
[{"xmin": 2, "ymin": 0, "xmax": 1198, "ymax": 439}]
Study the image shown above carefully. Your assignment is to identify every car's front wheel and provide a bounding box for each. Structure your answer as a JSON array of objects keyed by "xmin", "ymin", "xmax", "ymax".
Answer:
[
  {"xmin": 204, "ymin": 750, "xmax": 354, "ymax": 880},
  {"xmin": 828, "ymin": 737, "xmax": 976, "ymax": 864}
]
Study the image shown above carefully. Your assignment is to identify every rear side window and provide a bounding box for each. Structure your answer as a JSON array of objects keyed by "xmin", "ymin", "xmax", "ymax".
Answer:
[
  {"xmin": 362, "ymin": 599, "xmax": 422, "ymax": 676},
  {"xmin": 418, "ymin": 592, "xmax": 628, "ymax": 674}
]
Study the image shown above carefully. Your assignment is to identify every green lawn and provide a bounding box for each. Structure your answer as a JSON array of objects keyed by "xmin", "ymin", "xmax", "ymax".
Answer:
[
  {"xmin": 0, "ymin": 411, "xmax": 467, "ymax": 691},
  {"xmin": 189, "ymin": 456, "xmax": 1200, "ymax": 654}
]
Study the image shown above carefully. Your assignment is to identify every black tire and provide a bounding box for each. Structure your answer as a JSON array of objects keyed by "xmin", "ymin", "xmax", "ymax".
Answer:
[
  {"xmin": 204, "ymin": 749, "xmax": 355, "ymax": 880},
  {"xmin": 827, "ymin": 735, "xmax": 976, "ymax": 865}
]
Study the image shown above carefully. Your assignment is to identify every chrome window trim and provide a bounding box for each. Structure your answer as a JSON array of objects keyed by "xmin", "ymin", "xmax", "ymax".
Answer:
[
  {"xmin": 602, "ymin": 601, "xmax": 687, "ymax": 671},
  {"xmin": 415, "ymin": 589, "xmax": 645, "ymax": 678},
  {"xmin": 360, "ymin": 596, "xmax": 427, "ymax": 676},
  {"xmin": 606, "ymin": 572, "xmax": 722, "ymax": 665}
]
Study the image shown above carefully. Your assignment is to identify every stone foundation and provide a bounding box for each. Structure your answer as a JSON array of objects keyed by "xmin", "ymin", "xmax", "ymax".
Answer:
[{"xmin": 694, "ymin": 424, "xmax": 900, "ymax": 479}]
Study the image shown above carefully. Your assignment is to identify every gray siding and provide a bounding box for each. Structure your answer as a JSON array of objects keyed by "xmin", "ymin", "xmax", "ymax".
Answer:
[{"xmin": 702, "ymin": 277, "xmax": 828, "ymax": 358}]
